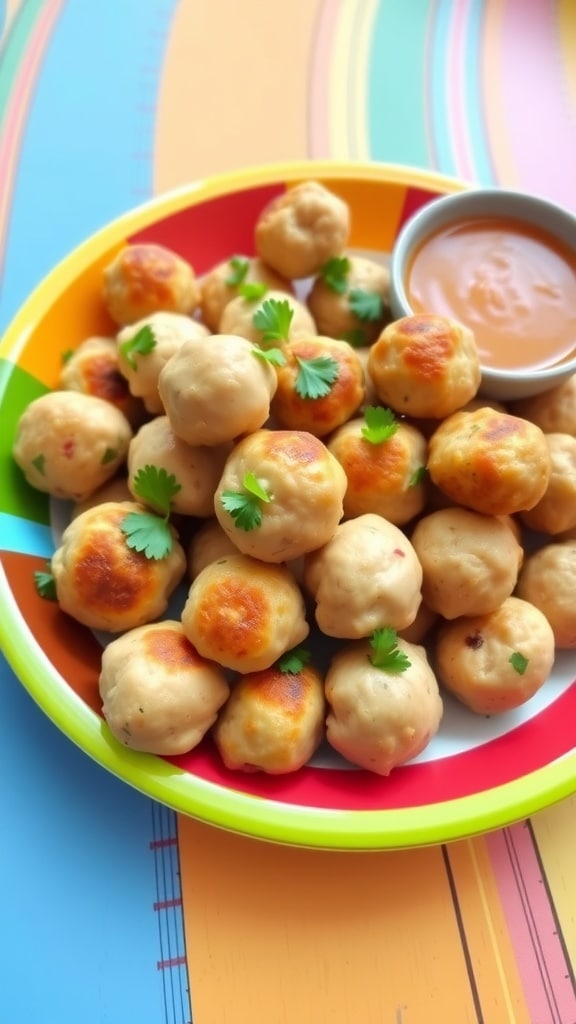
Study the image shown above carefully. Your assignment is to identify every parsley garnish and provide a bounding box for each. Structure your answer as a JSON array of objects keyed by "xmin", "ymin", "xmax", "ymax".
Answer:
[
  {"xmin": 220, "ymin": 472, "xmax": 272, "ymax": 531},
  {"xmin": 369, "ymin": 628, "xmax": 411, "ymax": 674},
  {"xmin": 61, "ymin": 349, "xmax": 74, "ymax": 364},
  {"xmin": 321, "ymin": 256, "xmax": 350, "ymax": 294},
  {"xmin": 31, "ymin": 454, "xmax": 45, "ymax": 475},
  {"xmin": 253, "ymin": 298, "xmax": 294, "ymax": 343},
  {"xmin": 349, "ymin": 288, "xmax": 384, "ymax": 322},
  {"xmin": 294, "ymin": 355, "xmax": 339, "ymax": 400},
  {"xmin": 238, "ymin": 281, "xmax": 268, "ymax": 302},
  {"xmin": 278, "ymin": 647, "xmax": 312, "ymax": 674},
  {"xmin": 252, "ymin": 346, "xmax": 286, "ymax": 367},
  {"xmin": 409, "ymin": 466, "xmax": 428, "ymax": 487},
  {"xmin": 225, "ymin": 255, "xmax": 250, "ymax": 287},
  {"xmin": 101, "ymin": 446, "xmax": 119, "ymax": 465},
  {"xmin": 361, "ymin": 406, "xmax": 398, "ymax": 444},
  {"xmin": 120, "ymin": 465, "xmax": 181, "ymax": 560},
  {"xmin": 509, "ymin": 651, "xmax": 529, "ymax": 675},
  {"xmin": 119, "ymin": 324, "xmax": 157, "ymax": 370},
  {"xmin": 340, "ymin": 328, "xmax": 368, "ymax": 348},
  {"xmin": 34, "ymin": 563, "xmax": 56, "ymax": 601}
]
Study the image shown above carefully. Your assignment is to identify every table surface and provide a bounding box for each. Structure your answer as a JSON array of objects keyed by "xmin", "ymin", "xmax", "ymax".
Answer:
[{"xmin": 1, "ymin": 2, "xmax": 576, "ymax": 1022}]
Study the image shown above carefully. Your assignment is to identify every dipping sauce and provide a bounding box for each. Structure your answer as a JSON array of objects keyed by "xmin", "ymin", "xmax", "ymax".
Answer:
[{"xmin": 406, "ymin": 217, "xmax": 576, "ymax": 371}]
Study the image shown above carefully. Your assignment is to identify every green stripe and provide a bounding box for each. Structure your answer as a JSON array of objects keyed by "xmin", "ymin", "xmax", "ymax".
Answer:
[
  {"xmin": 0, "ymin": 0, "xmax": 49, "ymax": 128},
  {"xmin": 0, "ymin": 358, "xmax": 49, "ymax": 521}
]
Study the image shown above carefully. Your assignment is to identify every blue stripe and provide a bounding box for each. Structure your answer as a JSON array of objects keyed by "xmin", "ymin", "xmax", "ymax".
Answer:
[
  {"xmin": 0, "ymin": 511, "xmax": 54, "ymax": 557},
  {"xmin": 429, "ymin": 0, "xmax": 459, "ymax": 176}
]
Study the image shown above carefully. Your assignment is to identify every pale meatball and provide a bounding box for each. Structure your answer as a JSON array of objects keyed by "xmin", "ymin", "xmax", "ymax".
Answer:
[
  {"xmin": 117, "ymin": 311, "xmax": 210, "ymax": 415},
  {"xmin": 516, "ymin": 540, "xmax": 576, "ymax": 648},
  {"xmin": 427, "ymin": 407, "xmax": 551, "ymax": 515},
  {"xmin": 368, "ymin": 314, "xmax": 481, "ymax": 419},
  {"xmin": 127, "ymin": 416, "xmax": 229, "ymax": 517},
  {"xmin": 270, "ymin": 336, "xmax": 365, "ymax": 437},
  {"xmin": 254, "ymin": 181, "xmax": 350, "ymax": 279},
  {"xmin": 103, "ymin": 243, "xmax": 200, "ymax": 325},
  {"xmin": 411, "ymin": 508, "xmax": 523, "ymax": 619},
  {"xmin": 158, "ymin": 333, "xmax": 277, "ymax": 446},
  {"xmin": 307, "ymin": 254, "xmax": 391, "ymax": 345},
  {"xmin": 327, "ymin": 414, "xmax": 428, "ymax": 525},
  {"xmin": 303, "ymin": 513, "xmax": 422, "ymax": 639},
  {"xmin": 435, "ymin": 596, "xmax": 555, "ymax": 714},
  {"xmin": 200, "ymin": 255, "xmax": 293, "ymax": 331},
  {"xmin": 99, "ymin": 620, "xmax": 230, "ymax": 754},
  {"xmin": 518, "ymin": 434, "xmax": 576, "ymax": 535},
  {"xmin": 325, "ymin": 638, "xmax": 443, "ymax": 775},
  {"xmin": 13, "ymin": 391, "xmax": 132, "ymax": 502},
  {"xmin": 213, "ymin": 661, "xmax": 325, "ymax": 773},
  {"xmin": 51, "ymin": 501, "xmax": 186, "ymax": 632},
  {"xmin": 73, "ymin": 475, "xmax": 132, "ymax": 517},
  {"xmin": 214, "ymin": 429, "xmax": 347, "ymax": 562},
  {"xmin": 219, "ymin": 290, "xmax": 316, "ymax": 346},
  {"xmin": 187, "ymin": 518, "xmax": 239, "ymax": 579},
  {"xmin": 181, "ymin": 553, "xmax": 309, "ymax": 673},
  {"xmin": 510, "ymin": 374, "xmax": 576, "ymax": 436},
  {"xmin": 59, "ymin": 336, "xmax": 144, "ymax": 426}
]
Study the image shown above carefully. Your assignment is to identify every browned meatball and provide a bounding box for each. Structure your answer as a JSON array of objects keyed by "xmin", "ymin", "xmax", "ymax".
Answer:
[
  {"xmin": 271, "ymin": 335, "xmax": 365, "ymax": 437},
  {"xmin": 103, "ymin": 243, "xmax": 200, "ymax": 325}
]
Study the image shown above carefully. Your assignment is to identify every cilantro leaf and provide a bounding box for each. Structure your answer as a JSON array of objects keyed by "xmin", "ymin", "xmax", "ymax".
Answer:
[
  {"xmin": 238, "ymin": 281, "xmax": 268, "ymax": 302},
  {"xmin": 61, "ymin": 349, "xmax": 74, "ymax": 364},
  {"xmin": 340, "ymin": 328, "xmax": 368, "ymax": 348},
  {"xmin": 253, "ymin": 298, "xmax": 294, "ymax": 343},
  {"xmin": 294, "ymin": 355, "xmax": 339, "ymax": 400},
  {"xmin": 119, "ymin": 324, "xmax": 157, "ymax": 370},
  {"xmin": 101, "ymin": 446, "xmax": 119, "ymax": 465},
  {"xmin": 278, "ymin": 647, "xmax": 312, "ymax": 674},
  {"xmin": 252, "ymin": 346, "xmax": 286, "ymax": 367},
  {"xmin": 34, "ymin": 563, "xmax": 56, "ymax": 601},
  {"xmin": 131, "ymin": 464, "xmax": 181, "ymax": 516},
  {"xmin": 361, "ymin": 406, "xmax": 399, "ymax": 444},
  {"xmin": 509, "ymin": 651, "xmax": 529, "ymax": 675},
  {"xmin": 320, "ymin": 256, "xmax": 350, "ymax": 294},
  {"xmin": 409, "ymin": 466, "xmax": 428, "ymax": 487},
  {"xmin": 120, "ymin": 511, "xmax": 174, "ymax": 560},
  {"xmin": 369, "ymin": 627, "xmax": 411, "ymax": 674},
  {"xmin": 220, "ymin": 472, "xmax": 272, "ymax": 531},
  {"xmin": 225, "ymin": 255, "xmax": 250, "ymax": 287},
  {"xmin": 31, "ymin": 454, "xmax": 45, "ymax": 475},
  {"xmin": 349, "ymin": 288, "xmax": 384, "ymax": 322}
]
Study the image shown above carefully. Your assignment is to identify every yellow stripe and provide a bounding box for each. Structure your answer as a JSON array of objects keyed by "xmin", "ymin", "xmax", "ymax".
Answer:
[
  {"xmin": 530, "ymin": 794, "xmax": 576, "ymax": 964},
  {"xmin": 447, "ymin": 837, "xmax": 532, "ymax": 1023}
]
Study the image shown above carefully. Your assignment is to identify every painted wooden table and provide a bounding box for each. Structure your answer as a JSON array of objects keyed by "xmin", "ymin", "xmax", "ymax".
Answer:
[{"xmin": 1, "ymin": 2, "xmax": 576, "ymax": 1021}]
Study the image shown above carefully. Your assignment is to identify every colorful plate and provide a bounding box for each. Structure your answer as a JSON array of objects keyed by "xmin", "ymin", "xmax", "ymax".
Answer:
[{"xmin": 1, "ymin": 161, "xmax": 575, "ymax": 850}]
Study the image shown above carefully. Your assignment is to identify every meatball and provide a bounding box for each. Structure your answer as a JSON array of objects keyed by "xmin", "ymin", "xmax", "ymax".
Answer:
[
  {"xmin": 73, "ymin": 475, "xmax": 132, "ymax": 517},
  {"xmin": 427, "ymin": 407, "xmax": 551, "ymax": 515},
  {"xmin": 254, "ymin": 181, "xmax": 350, "ymax": 279},
  {"xmin": 516, "ymin": 540, "xmax": 576, "ymax": 648},
  {"xmin": 127, "ymin": 416, "xmax": 229, "ymax": 518},
  {"xmin": 117, "ymin": 311, "xmax": 210, "ymax": 415},
  {"xmin": 187, "ymin": 518, "xmax": 239, "ymax": 579},
  {"xmin": 59, "ymin": 336, "xmax": 144, "ymax": 426},
  {"xmin": 518, "ymin": 433, "xmax": 576, "ymax": 535},
  {"xmin": 325, "ymin": 637, "xmax": 443, "ymax": 775},
  {"xmin": 270, "ymin": 335, "xmax": 365, "ymax": 437},
  {"xmin": 367, "ymin": 314, "xmax": 481, "ymax": 419},
  {"xmin": 219, "ymin": 289, "xmax": 316, "ymax": 345},
  {"xmin": 103, "ymin": 243, "xmax": 200, "ymax": 325},
  {"xmin": 307, "ymin": 254, "xmax": 391, "ymax": 345},
  {"xmin": 158, "ymin": 333, "xmax": 277, "ymax": 447},
  {"xmin": 327, "ymin": 413, "xmax": 428, "ymax": 525},
  {"xmin": 398, "ymin": 602, "xmax": 438, "ymax": 645},
  {"xmin": 99, "ymin": 620, "xmax": 230, "ymax": 754},
  {"xmin": 510, "ymin": 374, "xmax": 576, "ymax": 436},
  {"xmin": 200, "ymin": 254, "xmax": 293, "ymax": 331},
  {"xmin": 214, "ymin": 429, "xmax": 347, "ymax": 562},
  {"xmin": 51, "ymin": 501, "xmax": 186, "ymax": 632},
  {"xmin": 13, "ymin": 391, "xmax": 132, "ymax": 502},
  {"xmin": 411, "ymin": 507, "xmax": 523, "ymax": 619},
  {"xmin": 435, "ymin": 596, "xmax": 555, "ymax": 714},
  {"xmin": 303, "ymin": 513, "xmax": 422, "ymax": 639},
  {"xmin": 181, "ymin": 553, "xmax": 309, "ymax": 673},
  {"xmin": 213, "ymin": 661, "xmax": 325, "ymax": 773}
]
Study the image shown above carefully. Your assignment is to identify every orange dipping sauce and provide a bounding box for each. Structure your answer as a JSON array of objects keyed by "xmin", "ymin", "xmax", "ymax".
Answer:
[{"xmin": 406, "ymin": 217, "xmax": 576, "ymax": 371}]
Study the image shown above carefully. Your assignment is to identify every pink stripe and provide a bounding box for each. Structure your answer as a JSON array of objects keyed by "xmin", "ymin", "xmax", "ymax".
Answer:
[
  {"xmin": 486, "ymin": 823, "xmax": 576, "ymax": 1023},
  {"xmin": 308, "ymin": 0, "xmax": 341, "ymax": 156},
  {"xmin": 499, "ymin": 0, "xmax": 576, "ymax": 207},
  {"xmin": 445, "ymin": 0, "xmax": 477, "ymax": 180},
  {"xmin": 0, "ymin": 0, "xmax": 63, "ymax": 260}
]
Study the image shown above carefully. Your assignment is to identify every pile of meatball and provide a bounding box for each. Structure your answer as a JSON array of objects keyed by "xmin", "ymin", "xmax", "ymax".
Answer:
[{"xmin": 12, "ymin": 180, "xmax": 576, "ymax": 777}]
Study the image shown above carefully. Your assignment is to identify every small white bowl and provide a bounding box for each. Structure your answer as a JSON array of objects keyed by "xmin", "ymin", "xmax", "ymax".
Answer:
[{"xmin": 389, "ymin": 188, "xmax": 576, "ymax": 401}]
